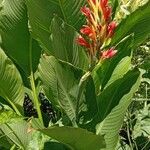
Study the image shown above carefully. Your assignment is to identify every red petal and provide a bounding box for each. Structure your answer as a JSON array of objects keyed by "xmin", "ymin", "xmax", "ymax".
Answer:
[
  {"xmin": 100, "ymin": 0, "xmax": 112, "ymax": 21},
  {"xmin": 76, "ymin": 36, "xmax": 90, "ymax": 48},
  {"xmin": 81, "ymin": 6, "xmax": 91, "ymax": 17},
  {"xmin": 107, "ymin": 21, "xmax": 117, "ymax": 37},
  {"xmin": 101, "ymin": 48, "xmax": 117, "ymax": 59},
  {"xmin": 100, "ymin": 0, "xmax": 108, "ymax": 6}
]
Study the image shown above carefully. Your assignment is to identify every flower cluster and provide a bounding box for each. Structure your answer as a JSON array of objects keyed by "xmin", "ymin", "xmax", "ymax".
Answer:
[{"xmin": 76, "ymin": 0, "xmax": 117, "ymax": 63}]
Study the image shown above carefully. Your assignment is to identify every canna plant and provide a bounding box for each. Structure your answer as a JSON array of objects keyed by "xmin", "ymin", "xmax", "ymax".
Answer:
[{"xmin": 0, "ymin": 0, "xmax": 150, "ymax": 149}]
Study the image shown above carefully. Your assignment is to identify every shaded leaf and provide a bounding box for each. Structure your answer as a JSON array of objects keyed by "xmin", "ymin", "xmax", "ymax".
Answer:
[
  {"xmin": 49, "ymin": 17, "xmax": 89, "ymax": 70},
  {"xmin": 38, "ymin": 55, "xmax": 83, "ymax": 123},
  {"xmin": 0, "ymin": 119, "xmax": 31, "ymax": 150},
  {"xmin": 40, "ymin": 126, "xmax": 105, "ymax": 150},
  {"xmin": 0, "ymin": 48, "xmax": 24, "ymax": 109},
  {"xmin": 96, "ymin": 69, "xmax": 141, "ymax": 150},
  {"xmin": 0, "ymin": 0, "xmax": 41, "ymax": 77},
  {"xmin": 96, "ymin": 69, "xmax": 140, "ymax": 122}
]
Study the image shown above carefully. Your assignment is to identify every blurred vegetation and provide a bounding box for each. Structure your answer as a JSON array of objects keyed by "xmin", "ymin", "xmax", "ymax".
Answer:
[{"xmin": 116, "ymin": 0, "xmax": 150, "ymax": 149}]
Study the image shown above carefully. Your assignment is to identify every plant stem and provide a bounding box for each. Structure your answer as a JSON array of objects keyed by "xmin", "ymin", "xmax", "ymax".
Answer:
[
  {"xmin": 76, "ymin": 71, "xmax": 91, "ymax": 123},
  {"xmin": 10, "ymin": 144, "xmax": 16, "ymax": 150},
  {"xmin": 127, "ymin": 112, "xmax": 134, "ymax": 150},
  {"xmin": 30, "ymin": 72, "xmax": 43, "ymax": 125},
  {"xmin": 6, "ymin": 97, "xmax": 21, "ymax": 116},
  {"xmin": 29, "ymin": 37, "xmax": 43, "ymax": 125},
  {"xmin": 0, "ymin": 90, "xmax": 21, "ymax": 115}
]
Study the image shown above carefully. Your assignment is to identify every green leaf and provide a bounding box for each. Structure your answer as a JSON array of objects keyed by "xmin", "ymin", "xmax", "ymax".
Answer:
[
  {"xmin": 111, "ymin": 1, "xmax": 150, "ymax": 47},
  {"xmin": 78, "ymin": 76, "xmax": 98, "ymax": 130},
  {"xmin": 0, "ymin": 130, "xmax": 12, "ymax": 149},
  {"xmin": 0, "ymin": 0, "xmax": 29, "ymax": 74},
  {"xmin": 25, "ymin": 0, "xmax": 87, "ymax": 68},
  {"xmin": 39, "ymin": 126, "xmax": 105, "ymax": 150},
  {"xmin": 25, "ymin": 0, "xmax": 62, "ymax": 52},
  {"xmin": 49, "ymin": 17, "xmax": 89, "ymax": 70},
  {"xmin": 0, "ymin": 119, "xmax": 32, "ymax": 150},
  {"xmin": 57, "ymin": 0, "xmax": 86, "ymax": 30},
  {"xmin": 0, "ymin": 110, "xmax": 18, "ymax": 125},
  {"xmin": 25, "ymin": 0, "xmax": 85, "ymax": 34},
  {"xmin": 0, "ymin": 48, "xmax": 24, "ymax": 112},
  {"xmin": 0, "ymin": 0, "xmax": 41, "ymax": 77},
  {"xmin": 96, "ymin": 69, "xmax": 140, "ymax": 122},
  {"xmin": 38, "ymin": 55, "xmax": 83, "ymax": 124},
  {"xmin": 93, "ymin": 35, "xmax": 133, "ymax": 93},
  {"xmin": 43, "ymin": 142, "xmax": 70, "ymax": 150},
  {"xmin": 96, "ymin": 69, "xmax": 141, "ymax": 149}
]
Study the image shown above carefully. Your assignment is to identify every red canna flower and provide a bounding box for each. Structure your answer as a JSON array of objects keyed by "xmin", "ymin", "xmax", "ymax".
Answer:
[
  {"xmin": 107, "ymin": 21, "xmax": 117, "ymax": 37},
  {"xmin": 81, "ymin": 6, "xmax": 91, "ymax": 17},
  {"xmin": 101, "ymin": 0, "xmax": 108, "ymax": 6},
  {"xmin": 77, "ymin": 0, "xmax": 117, "ymax": 63},
  {"xmin": 100, "ymin": 0, "xmax": 112, "ymax": 22},
  {"xmin": 101, "ymin": 48, "xmax": 117, "ymax": 59},
  {"xmin": 76, "ymin": 36, "xmax": 90, "ymax": 48},
  {"xmin": 80, "ymin": 25, "xmax": 96, "ymax": 40}
]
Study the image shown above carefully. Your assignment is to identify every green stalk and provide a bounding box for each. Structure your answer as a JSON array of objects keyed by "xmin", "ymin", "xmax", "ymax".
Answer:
[
  {"xmin": 0, "ymin": 91, "xmax": 21, "ymax": 115},
  {"xmin": 6, "ymin": 97, "xmax": 21, "ymax": 116},
  {"xmin": 10, "ymin": 145, "xmax": 16, "ymax": 150},
  {"xmin": 29, "ymin": 37, "xmax": 43, "ymax": 125},
  {"xmin": 76, "ymin": 71, "xmax": 91, "ymax": 123}
]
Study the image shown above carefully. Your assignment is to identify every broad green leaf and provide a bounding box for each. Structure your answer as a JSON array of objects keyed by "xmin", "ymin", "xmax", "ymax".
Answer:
[
  {"xmin": 0, "ymin": 135, "xmax": 12, "ymax": 150},
  {"xmin": 56, "ymin": 0, "xmax": 86, "ymax": 30},
  {"xmin": 0, "ymin": 48, "xmax": 24, "ymax": 111},
  {"xmin": 96, "ymin": 69, "xmax": 140, "ymax": 122},
  {"xmin": 0, "ymin": 0, "xmax": 29, "ymax": 74},
  {"xmin": 39, "ymin": 126, "xmax": 105, "ymax": 150},
  {"xmin": 25, "ymin": 0, "xmax": 85, "ymax": 34},
  {"xmin": 49, "ymin": 17, "xmax": 89, "ymax": 70},
  {"xmin": 0, "ymin": 119, "xmax": 32, "ymax": 150},
  {"xmin": 0, "ymin": 110, "xmax": 18, "ymax": 125},
  {"xmin": 43, "ymin": 142, "xmax": 70, "ymax": 150},
  {"xmin": 25, "ymin": 0, "xmax": 62, "ymax": 52},
  {"xmin": 105, "ymin": 56, "xmax": 131, "ymax": 88},
  {"xmin": 0, "ymin": 0, "xmax": 41, "ymax": 77},
  {"xmin": 38, "ymin": 55, "xmax": 83, "ymax": 124},
  {"xmin": 111, "ymin": 1, "xmax": 150, "ymax": 47},
  {"xmin": 93, "ymin": 35, "xmax": 133, "ymax": 93},
  {"xmin": 84, "ymin": 69, "xmax": 141, "ymax": 131},
  {"xmin": 96, "ymin": 69, "xmax": 141, "ymax": 150},
  {"xmin": 26, "ymin": 0, "xmax": 87, "ymax": 69},
  {"xmin": 78, "ymin": 76, "xmax": 98, "ymax": 131}
]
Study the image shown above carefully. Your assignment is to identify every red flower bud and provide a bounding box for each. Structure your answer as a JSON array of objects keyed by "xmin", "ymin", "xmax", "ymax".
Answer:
[
  {"xmin": 101, "ymin": 48, "xmax": 117, "ymax": 59},
  {"xmin": 76, "ymin": 36, "xmax": 90, "ymax": 48},
  {"xmin": 80, "ymin": 26, "xmax": 92, "ymax": 35},
  {"xmin": 100, "ymin": 0, "xmax": 112, "ymax": 21},
  {"xmin": 100, "ymin": 0, "xmax": 108, "ymax": 6},
  {"xmin": 104, "ymin": 6, "xmax": 112, "ymax": 21},
  {"xmin": 81, "ymin": 6, "xmax": 91, "ymax": 17},
  {"xmin": 80, "ymin": 25, "xmax": 95, "ymax": 40},
  {"xmin": 107, "ymin": 21, "xmax": 117, "ymax": 37}
]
